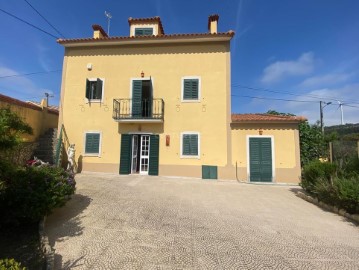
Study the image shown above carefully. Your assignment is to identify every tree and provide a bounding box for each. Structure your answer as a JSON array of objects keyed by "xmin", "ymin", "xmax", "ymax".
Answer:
[
  {"xmin": 0, "ymin": 108, "xmax": 33, "ymax": 151},
  {"xmin": 266, "ymin": 110, "xmax": 326, "ymax": 166}
]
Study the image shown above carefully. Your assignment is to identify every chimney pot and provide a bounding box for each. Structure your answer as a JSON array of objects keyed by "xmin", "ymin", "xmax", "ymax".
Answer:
[{"xmin": 208, "ymin": 14, "xmax": 219, "ymax": 34}]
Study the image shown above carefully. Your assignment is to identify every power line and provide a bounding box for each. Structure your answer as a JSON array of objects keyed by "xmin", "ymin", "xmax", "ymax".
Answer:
[
  {"xmin": 24, "ymin": 0, "xmax": 65, "ymax": 38},
  {"xmin": 232, "ymin": 83, "xmax": 359, "ymax": 105},
  {"xmin": 0, "ymin": 8, "xmax": 59, "ymax": 39},
  {"xmin": 0, "ymin": 69, "xmax": 62, "ymax": 79},
  {"xmin": 231, "ymin": 94, "xmax": 319, "ymax": 103},
  {"xmin": 232, "ymin": 94, "xmax": 359, "ymax": 109}
]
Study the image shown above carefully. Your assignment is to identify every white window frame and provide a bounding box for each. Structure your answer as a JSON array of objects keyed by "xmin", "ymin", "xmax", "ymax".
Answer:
[
  {"xmin": 180, "ymin": 131, "xmax": 200, "ymax": 159},
  {"xmin": 84, "ymin": 131, "xmax": 102, "ymax": 157},
  {"xmin": 85, "ymin": 78, "xmax": 105, "ymax": 103},
  {"xmin": 133, "ymin": 26, "xmax": 156, "ymax": 36},
  {"xmin": 181, "ymin": 76, "xmax": 201, "ymax": 103},
  {"xmin": 246, "ymin": 135, "xmax": 275, "ymax": 183}
]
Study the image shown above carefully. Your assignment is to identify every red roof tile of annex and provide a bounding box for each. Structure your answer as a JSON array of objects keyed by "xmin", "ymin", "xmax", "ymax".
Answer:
[{"xmin": 231, "ymin": 113, "xmax": 306, "ymax": 123}]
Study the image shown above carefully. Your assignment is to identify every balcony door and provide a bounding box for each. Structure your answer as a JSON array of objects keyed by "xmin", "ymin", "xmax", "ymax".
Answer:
[{"xmin": 132, "ymin": 80, "xmax": 152, "ymax": 118}]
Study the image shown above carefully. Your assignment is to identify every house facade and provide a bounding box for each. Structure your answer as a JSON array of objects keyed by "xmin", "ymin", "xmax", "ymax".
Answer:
[{"xmin": 57, "ymin": 15, "xmax": 304, "ymax": 183}]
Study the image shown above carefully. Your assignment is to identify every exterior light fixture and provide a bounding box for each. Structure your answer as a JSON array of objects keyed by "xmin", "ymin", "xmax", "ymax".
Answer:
[
  {"xmin": 141, "ymin": 71, "xmax": 144, "ymax": 78},
  {"xmin": 259, "ymin": 128, "xmax": 263, "ymax": 135}
]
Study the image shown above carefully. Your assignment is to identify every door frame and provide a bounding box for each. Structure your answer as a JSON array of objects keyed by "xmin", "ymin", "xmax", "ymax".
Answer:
[
  {"xmin": 246, "ymin": 135, "xmax": 275, "ymax": 183},
  {"xmin": 128, "ymin": 132, "xmax": 153, "ymax": 175}
]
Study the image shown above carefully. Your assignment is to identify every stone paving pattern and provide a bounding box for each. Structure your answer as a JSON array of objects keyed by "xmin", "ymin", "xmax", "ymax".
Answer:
[{"xmin": 45, "ymin": 173, "xmax": 359, "ymax": 269}]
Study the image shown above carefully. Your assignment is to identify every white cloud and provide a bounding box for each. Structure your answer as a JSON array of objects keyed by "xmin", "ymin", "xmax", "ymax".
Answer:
[
  {"xmin": 0, "ymin": 65, "xmax": 43, "ymax": 100},
  {"xmin": 261, "ymin": 52, "xmax": 315, "ymax": 84},
  {"xmin": 300, "ymin": 73, "xmax": 354, "ymax": 88}
]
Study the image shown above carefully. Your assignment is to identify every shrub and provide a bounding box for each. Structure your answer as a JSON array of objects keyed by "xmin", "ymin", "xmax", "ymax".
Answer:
[
  {"xmin": 334, "ymin": 177, "xmax": 359, "ymax": 214},
  {"xmin": 0, "ymin": 161, "xmax": 75, "ymax": 225},
  {"xmin": 338, "ymin": 156, "xmax": 359, "ymax": 178},
  {"xmin": 301, "ymin": 160, "xmax": 337, "ymax": 192},
  {"xmin": 0, "ymin": 258, "xmax": 26, "ymax": 270}
]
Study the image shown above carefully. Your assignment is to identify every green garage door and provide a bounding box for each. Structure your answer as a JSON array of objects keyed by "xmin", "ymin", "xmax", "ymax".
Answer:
[{"xmin": 249, "ymin": 137, "xmax": 272, "ymax": 182}]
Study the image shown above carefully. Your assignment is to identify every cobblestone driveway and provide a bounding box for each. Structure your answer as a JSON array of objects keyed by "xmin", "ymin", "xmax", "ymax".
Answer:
[{"xmin": 45, "ymin": 172, "xmax": 359, "ymax": 269}]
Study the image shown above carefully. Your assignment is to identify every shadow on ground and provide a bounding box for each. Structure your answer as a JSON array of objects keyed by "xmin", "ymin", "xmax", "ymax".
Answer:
[{"xmin": 45, "ymin": 193, "xmax": 91, "ymax": 268}]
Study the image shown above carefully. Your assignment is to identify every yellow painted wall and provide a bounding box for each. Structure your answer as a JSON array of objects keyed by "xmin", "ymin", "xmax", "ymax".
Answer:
[
  {"xmin": 59, "ymin": 42, "xmax": 231, "ymax": 175},
  {"xmin": 231, "ymin": 123, "xmax": 301, "ymax": 183},
  {"xmin": 0, "ymin": 100, "xmax": 59, "ymax": 142}
]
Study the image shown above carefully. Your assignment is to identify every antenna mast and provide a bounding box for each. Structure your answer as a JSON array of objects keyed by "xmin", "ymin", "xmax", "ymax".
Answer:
[{"xmin": 105, "ymin": 11, "xmax": 112, "ymax": 36}]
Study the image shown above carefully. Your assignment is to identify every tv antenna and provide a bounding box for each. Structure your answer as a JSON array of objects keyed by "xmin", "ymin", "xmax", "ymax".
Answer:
[
  {"xmin": 44, "ymin": 92, "xmax": 54, "ymax": 106},
  {"xmin": 105, "ymin": 11, "xmax": 112, "ymax": 36}
]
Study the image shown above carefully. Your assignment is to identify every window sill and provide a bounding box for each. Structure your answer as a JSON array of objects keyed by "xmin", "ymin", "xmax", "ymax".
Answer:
[
  {"xmin": 180, "ymin": 155, "xmax": 200, "ymax": 159},
  {"xmin": 85, "ymin": 99, "xmax": 103, "ymax": 104},
  {"xmin": 181, "ymin": 100, "xmax": 201, "ymax": 103},
  {"xmin": 84, "ymin": 153, "xmax": 101, "ymax": 157}
]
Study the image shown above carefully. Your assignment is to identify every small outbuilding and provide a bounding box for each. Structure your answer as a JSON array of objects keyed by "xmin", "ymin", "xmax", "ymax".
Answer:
[{"xmin": 231, "ymin": 113, "xmax": 306, "ymax": 184}]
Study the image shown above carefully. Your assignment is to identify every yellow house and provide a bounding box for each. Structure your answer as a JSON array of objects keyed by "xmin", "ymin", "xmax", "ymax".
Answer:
[{"xmin": 57, "ymin": 15, "xmax": 304, "ymax": 183}]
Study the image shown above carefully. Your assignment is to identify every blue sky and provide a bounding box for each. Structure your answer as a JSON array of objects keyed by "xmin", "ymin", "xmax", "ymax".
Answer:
[{"xmin": 1, "ymin": 0, "xmax": 358, "ymax": 125}]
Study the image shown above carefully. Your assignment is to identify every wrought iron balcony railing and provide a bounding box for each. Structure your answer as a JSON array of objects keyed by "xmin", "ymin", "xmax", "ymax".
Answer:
[{"xmin": 113, "ymin": 98, "xmax": 164, "ymax": 121}]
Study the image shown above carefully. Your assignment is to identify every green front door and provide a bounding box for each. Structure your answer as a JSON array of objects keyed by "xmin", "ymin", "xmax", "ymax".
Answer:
[{"xmin": 249, "ymin": 137, "xmax": 272, "ymax": 182}]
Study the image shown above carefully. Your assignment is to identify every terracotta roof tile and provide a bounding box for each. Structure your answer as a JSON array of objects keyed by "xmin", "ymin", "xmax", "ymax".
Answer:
[
  {"xmin": 231, "ymin": 113, "xmax": 306, "ymax": 123},
  {"xmin": 128, "ymin": 16, "xmax": 165, "ymax": 34},
  {"xmin": 0, "ymin": 94, "xmax": 41, "ymax": 111},
  {"xmin": 57, "ymin": 31, "xmax": 235, "ymax": 44}
]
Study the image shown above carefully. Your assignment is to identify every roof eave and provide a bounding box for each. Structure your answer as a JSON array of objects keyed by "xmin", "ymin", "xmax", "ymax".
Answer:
[
  {"xmin": 231, "ymin": 120, "xmax": 303, "ymax": 124},
  {"xmin": 57, "ymin": 34, "xmax": 233, "ymax": 47}
]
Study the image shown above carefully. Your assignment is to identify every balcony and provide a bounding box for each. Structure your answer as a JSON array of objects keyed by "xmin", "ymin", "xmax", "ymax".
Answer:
[{"xmin": 113, "ymin": 98, "xmax": 164, "ymax": 123}]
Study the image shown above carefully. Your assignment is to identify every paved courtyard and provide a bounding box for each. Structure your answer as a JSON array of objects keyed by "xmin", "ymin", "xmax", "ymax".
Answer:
[{"xmin": 45, "ymin": 172, "xmax": 359, "ymax": 269}]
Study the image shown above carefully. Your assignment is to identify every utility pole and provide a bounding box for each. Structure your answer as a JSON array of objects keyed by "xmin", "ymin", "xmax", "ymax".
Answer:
[
  {"xmin": 320, "ymin": 101, "xmax": 332, "ymax": 134},
  {"xmin": 105, "ymin": 11, "xmax": 112, "ymax": 36}
]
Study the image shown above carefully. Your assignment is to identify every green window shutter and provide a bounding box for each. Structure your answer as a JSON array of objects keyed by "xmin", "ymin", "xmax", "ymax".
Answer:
[
  {"xmin": 85, "ymin": 133, "xmax": 100, "ymax": 154},
  {"xmin": 95, "ymin": 79, "xmax": 103, "ymax": 100},
  {"xmin": 183, "ymin": 79, "xmax": 199, "ymax": 100},
  {"xmin": 135, "ymin": 28, "xmax": 153, "ymax": 36},
  {"xmin": 189, "ymin": 134, "xmax": 198, "ymax": 155},
  {"xmin": 182, "ymin": 134, "xmax": 198, "ymax": 156},
  {"xmin": 182, "ymin": 135, "xmax": 191, "ymax": 155},
  {"xmin": 149, "ymin": 135, "xmax": 159, "ymax": 175},
  {"xmin": 86, "ymin": 79, "xmax": 90, "ymax": 99},
  {"xmin": 260, "ymin": 138, "xmax": 272, "ymax": 182},
  {"xmin": 132, "ymin": 80, "xmax": 142, "ymax": 117},
  {"xmin": 120, "ymin": 134, "xmax": 132, "ymax": 174}
]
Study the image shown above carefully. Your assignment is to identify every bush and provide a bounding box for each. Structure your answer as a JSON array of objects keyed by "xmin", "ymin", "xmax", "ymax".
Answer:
[
  {"xmin": 0, "ymin": 161, "xmax": 76, "ymax": 225},
  {"xmin": 301, "ymin": 160, "xmax": 337, "ymax": 192},
  {"xmin": 0, "ymin": 258, "xmax": 26, "ymax": 270},
  {"xmin": 338, "ymin": 156, "xmax": 359, "ymax": 178},
  {"xmin": 334, "ymin": 177, "xmax": 359, "ymax": 214}
]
